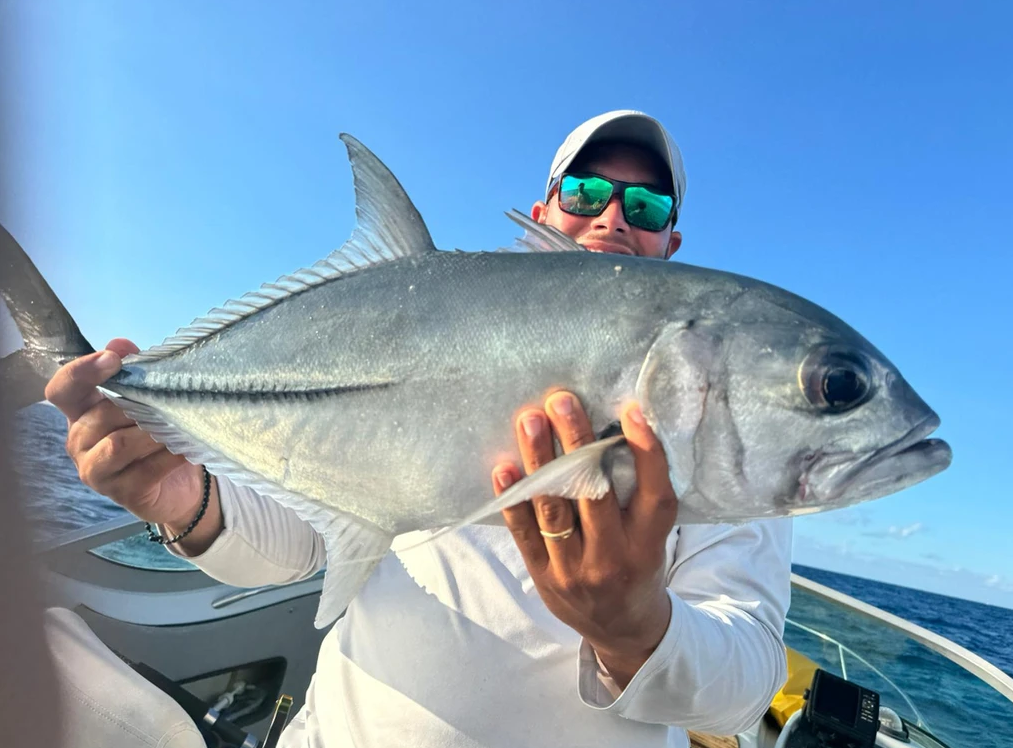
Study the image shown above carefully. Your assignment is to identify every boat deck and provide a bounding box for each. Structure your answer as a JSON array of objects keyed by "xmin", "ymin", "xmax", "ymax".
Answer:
[{"xmin": 688, "ymin": 731, "xmax": 737, "ymax": 748}]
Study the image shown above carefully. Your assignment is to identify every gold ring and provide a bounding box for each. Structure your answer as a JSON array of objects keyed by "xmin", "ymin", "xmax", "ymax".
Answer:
[{"xmin": 540, "ymin": 526, "xmax": 575, "ymax": 541}]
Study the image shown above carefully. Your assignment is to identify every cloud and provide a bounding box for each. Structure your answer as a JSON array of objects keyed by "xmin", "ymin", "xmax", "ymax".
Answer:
[
  {"xmin": 921, "ymin": 552, "xmax": 944, "ymax": 562},
  {"xmin": 983, "ymin": 574, "xmax": 1013, "ymax": 591},
  {"xmin": 864, "ymin": 521, "xmax": 924, "ymax": 540},
  {"xmin": 894, "ymin": 522, "xmax": 923, "ymax": 538}
]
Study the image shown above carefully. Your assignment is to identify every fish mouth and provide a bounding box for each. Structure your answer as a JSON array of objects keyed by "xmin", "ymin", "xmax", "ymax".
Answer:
[{"xmin": 801, "ymin": 416, "xmax": 953, "ymax": 508}]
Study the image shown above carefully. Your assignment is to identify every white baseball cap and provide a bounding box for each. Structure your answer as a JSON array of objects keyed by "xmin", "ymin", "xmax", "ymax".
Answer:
[{"xmin": 545, "ymin": 109, "xmax": 687, "ymax": 216}]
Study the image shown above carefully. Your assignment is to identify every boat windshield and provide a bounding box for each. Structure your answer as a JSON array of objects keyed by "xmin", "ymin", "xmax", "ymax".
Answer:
[
  {"xmin": 786, "ymin": 577, "xmax": 1013, "ymax": 748},
  {"xmin": 88, "ymin": 530, "xmax": 198, "ymax": 572}
]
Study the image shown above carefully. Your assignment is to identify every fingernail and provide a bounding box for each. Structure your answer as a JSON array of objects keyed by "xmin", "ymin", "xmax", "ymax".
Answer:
[
  {"xmin": 522, "ymin": 414, "xmax": 543, "ymax": 438},
  {"xmin": 96, "ymin": 350, "xmax": 119, "ymax": 371},
  {"xmin": 628, "ymin": 404, "xmax": 645, "ymax": 426},
  {"xmin": 550, "ymin": 394, "xmax": 573, "ymax": 416},
  {"xmin": 495, "ymin": 470, "xmax": 515, "ymax": 490}
]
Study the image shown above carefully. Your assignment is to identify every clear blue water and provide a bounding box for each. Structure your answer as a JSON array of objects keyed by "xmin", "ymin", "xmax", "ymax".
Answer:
[{"xmin": 12, "ymin": 403, "xmax": 1013, "ymax": 745}]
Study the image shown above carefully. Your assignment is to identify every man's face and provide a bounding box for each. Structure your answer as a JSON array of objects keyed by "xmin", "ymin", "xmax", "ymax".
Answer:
[{"xmin": 532, "ymin": 143, "xmax": 682, "ymax": 260}]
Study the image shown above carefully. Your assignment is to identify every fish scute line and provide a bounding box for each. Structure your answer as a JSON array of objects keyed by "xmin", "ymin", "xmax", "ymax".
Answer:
[{"xmin": 122, "ymin": 382, "xmax": 396, "ymax": 402}]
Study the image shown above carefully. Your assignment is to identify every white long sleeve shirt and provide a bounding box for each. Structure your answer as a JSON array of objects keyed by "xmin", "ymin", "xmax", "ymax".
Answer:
[{"xmin": 169, "ymin": 476, "xmax": 793, "ymax": 748}]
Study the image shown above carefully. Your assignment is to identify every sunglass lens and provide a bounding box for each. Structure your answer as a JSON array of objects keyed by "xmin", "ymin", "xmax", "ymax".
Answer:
[
  {"xmin": 623, "ymin": 186, "xmax": 674, "ymax": 231},
  {"xmin": 559, "ymin": 174, "xmax": 614, "ymax": 215}
]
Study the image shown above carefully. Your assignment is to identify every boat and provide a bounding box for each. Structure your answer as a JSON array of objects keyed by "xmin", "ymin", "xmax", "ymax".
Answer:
[{"xmin": 33, "ymin": 513, "xmax": 1013, "ymax": 748}]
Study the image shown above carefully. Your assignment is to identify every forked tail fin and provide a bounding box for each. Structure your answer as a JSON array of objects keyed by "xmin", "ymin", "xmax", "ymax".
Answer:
[{"xmin": 0, "ymin": 223, "xmax": 94, "ymax": 411}]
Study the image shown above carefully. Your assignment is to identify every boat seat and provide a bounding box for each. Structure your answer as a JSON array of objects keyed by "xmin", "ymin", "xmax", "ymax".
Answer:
[{"xmin": 42, "ymin": 606, "xmax": 207, "ymax": 748}]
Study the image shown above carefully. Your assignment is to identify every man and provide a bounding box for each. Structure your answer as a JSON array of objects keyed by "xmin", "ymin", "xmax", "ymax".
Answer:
[{"xmin": 45, "ymin": 110, "xmax": 792, "ymax": 747}]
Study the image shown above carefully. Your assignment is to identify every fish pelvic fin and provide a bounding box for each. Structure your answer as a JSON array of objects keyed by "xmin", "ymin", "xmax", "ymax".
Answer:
[
  {"xmin": 128, "ymin": 133, "xmax": 438, "ymax": 365},
  {"xmin": 0, "ymin": 223, "xmax": 95, "ymax": 412},
  {"xmin": 498, "ymin": 209, "xmax": 588, "ymax": 254}
]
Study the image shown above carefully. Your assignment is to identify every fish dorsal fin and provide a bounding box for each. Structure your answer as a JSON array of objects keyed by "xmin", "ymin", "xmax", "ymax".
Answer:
[
  {"xmin": 127, "ymin": 133, "xmax": 437, "ymax": 364},
  {"xmin": 339, "ymin": 132, "xmax": 437, "ymax": 262},
  {"xmin": 499, "ymin": 209, "xmax": 588, "ymax": 254}
]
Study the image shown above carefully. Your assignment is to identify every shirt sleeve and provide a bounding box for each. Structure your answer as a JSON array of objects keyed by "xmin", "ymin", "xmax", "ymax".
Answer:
[
  {"xmin": 576, "ymin": 517, "xmax": 793, "ymax": 735},
  {"xmin": 161, "ymin": 475, "xmax": 327, "ymax": 587}
]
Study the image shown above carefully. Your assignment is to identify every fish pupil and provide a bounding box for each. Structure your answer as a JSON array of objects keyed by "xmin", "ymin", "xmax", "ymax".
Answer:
[{"xmin": 823, "ymin": 367, "xmax": 864, "ymax": 407}]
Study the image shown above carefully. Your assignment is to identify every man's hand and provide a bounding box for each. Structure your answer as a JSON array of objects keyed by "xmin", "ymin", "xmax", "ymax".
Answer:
[
  {"xmin": 44, "ymin": 338, "xmax": 224, "ymax": 555},
  {"xmin": 493, "ymin": 391, "xmax": 679, "ymax": 689}
]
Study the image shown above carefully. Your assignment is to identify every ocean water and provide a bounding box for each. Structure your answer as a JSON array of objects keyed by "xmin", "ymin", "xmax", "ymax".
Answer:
[{"xmin": 10, "ymin": 402, "xmax": 1013, "ymax": 746}]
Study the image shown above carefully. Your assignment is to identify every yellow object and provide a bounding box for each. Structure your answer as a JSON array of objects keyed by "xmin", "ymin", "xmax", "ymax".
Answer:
[{"xmin": 768, "ymin": 648, "xmax": 820, "ymax": 727}]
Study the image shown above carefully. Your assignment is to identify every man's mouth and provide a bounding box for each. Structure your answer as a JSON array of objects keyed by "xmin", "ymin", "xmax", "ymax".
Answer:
[{"xmin": 581, "ymin": 240, "xmax": 634, "ymax": 256}]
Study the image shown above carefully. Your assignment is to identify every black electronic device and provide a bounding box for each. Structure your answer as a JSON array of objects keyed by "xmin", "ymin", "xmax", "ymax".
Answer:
[{"xmin": 785, "ymin": 668, "xmax": 881, "ymax": 748}]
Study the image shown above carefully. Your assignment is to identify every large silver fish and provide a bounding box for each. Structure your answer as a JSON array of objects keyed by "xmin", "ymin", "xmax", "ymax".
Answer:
[{"xmin": 0, "ymin": 134, "xmax": 952, "ymax": 628}]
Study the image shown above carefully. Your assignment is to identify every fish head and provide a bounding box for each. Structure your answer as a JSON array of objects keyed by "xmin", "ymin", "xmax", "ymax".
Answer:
[
  {"xmin": 634, "ymin": 304, "xmax": 952, "ymax": 524},
  {"xmin": 779, "ymin": 339, "xmax": 951, "ymax": 517}
]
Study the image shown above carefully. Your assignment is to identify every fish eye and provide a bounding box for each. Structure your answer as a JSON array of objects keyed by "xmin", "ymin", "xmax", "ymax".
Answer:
[{"xmin": 799, "ymin": 346, "xmax": 873, "ymax": 414}]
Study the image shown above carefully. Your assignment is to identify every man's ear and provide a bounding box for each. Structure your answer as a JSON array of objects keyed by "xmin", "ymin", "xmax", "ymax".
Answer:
[
  {"xmin": 666, "ymin": 230, "xmax": 683, "ymax": 259},
  {"xmin": 531, "ymin": 201, "xmax": 549, "ymax": 224}
]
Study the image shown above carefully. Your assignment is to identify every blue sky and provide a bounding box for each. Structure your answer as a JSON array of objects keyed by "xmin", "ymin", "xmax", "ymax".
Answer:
[{"xmin": 2, "ymin": 1, "xmax": 1011, "ymax": 608}]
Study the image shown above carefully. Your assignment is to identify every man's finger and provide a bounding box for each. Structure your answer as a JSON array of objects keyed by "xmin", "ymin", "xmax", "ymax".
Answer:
[
  {"xmin": 67, "ymin": 399, "xmax": 141, "ymax": 456},
  {"xmin": 544, "ymin": 391, "xmax": 622, "ymax": 543},
  {"xmin": 495, "ymin": 464, "xmax": 550, "ymax": 572},
  {"xmin": 104, "ymin": 338, "xmax": 141, "ymax": 358},
  {"xmin": 45, "ymin": 349, "xmax": 123, "ymax": 422},
  {"xmin": 44, "ymin": 339, "xmax": 139, "ymax": 423},
  {"xmin": 86, "ymin": 426, "xmax": 172, "ymax": 488},
  {"xmin": 104, "ymin": 449, "xmax": 190, "ymax": 512},
  {"xmin": 621, "ymin": 402, "xmax": 679, "ymax": 545},
  {"xmin": 516, "ymin": 408, "xmax": 581, "ymax": 565}
]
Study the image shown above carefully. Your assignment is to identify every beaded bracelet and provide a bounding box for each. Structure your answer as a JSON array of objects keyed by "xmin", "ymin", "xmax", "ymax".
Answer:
[{"xmin": 145, "ymin": 465, "xmax": 211, "ymax": 545}]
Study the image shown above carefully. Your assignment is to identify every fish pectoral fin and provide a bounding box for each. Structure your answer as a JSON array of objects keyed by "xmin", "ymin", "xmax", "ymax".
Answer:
[
  {"xmin": 390, "ymin": 435, "xmax": 629, "ymax": 557},
  {"xmin": 494, "ymin": 435, "xmax": 628, "ymax": 507}
]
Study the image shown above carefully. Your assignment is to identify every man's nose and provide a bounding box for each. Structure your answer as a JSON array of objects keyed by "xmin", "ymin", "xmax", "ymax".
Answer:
[{"xmin": 593, "ymin": 196, "xmax": 629, "ymax": 233}]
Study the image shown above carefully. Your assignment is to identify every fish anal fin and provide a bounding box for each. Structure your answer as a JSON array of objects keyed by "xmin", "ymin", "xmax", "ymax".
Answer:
[
  {"xmin": 304, "ymin": 509, "xmax": 395, "ymax": 629},
  {"xmin": 102, "ymin": 390, "xmax": 396, "ymax": 628}
]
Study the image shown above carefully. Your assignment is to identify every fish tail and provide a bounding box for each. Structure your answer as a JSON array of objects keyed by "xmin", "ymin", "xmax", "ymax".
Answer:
[{"xmin": 0, "ymin": 223, "xmax": 95, "ymax": 411}]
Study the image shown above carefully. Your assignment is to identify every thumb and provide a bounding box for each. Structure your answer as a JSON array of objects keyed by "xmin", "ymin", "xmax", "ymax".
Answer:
[{"xmin": 44, "ymin": 339, "xmax": 139, "ymax": 422}]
